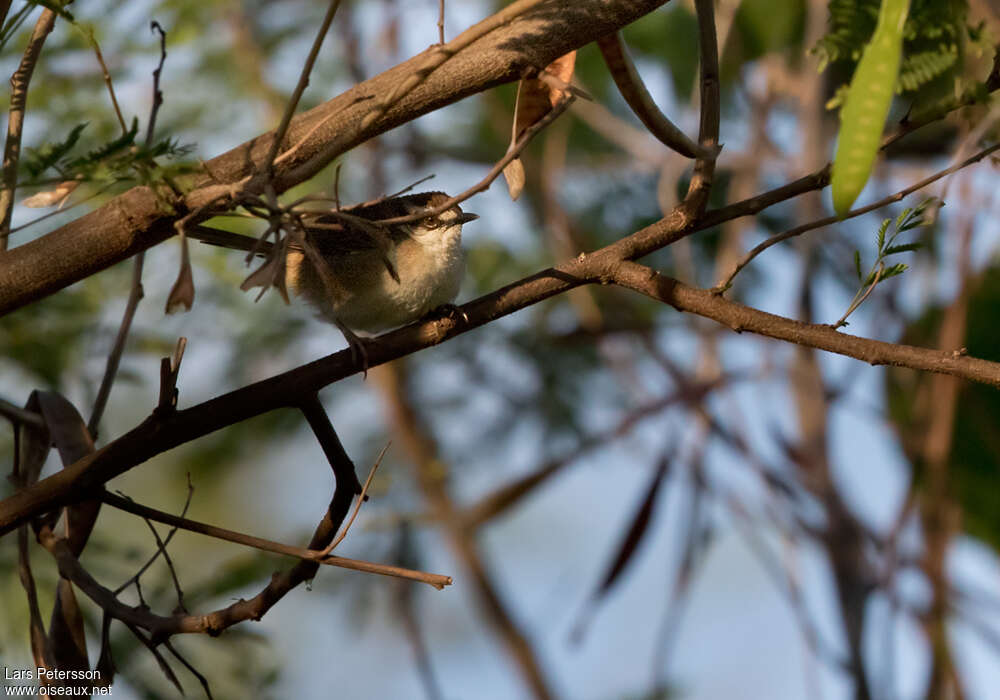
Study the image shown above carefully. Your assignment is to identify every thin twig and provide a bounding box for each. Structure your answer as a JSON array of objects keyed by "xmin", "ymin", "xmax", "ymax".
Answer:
[
  {"xmin": 264, "ymin": 0, "xmax": 344, "ymax": 175},
  {"xmin": 35, "ymin": 483, "xmax": 359, "ymax": 641},
  {"xmin": 834, "ymin": 263, "xmax": 884, "ymax": 329},
  {"xmin": 357, "ymin": 0, "xmax": 551, "ymax": 132},
  {"xmin": 88, "ymin": 32, "xmax": 127, "ymax": 134},
  {"xmin": 0, "ymin": 396, "xmax": 44, "ymax": 428},
  {"xmin": 322, "ymin": 442, "xmax": 390, "ymax": 555},
  {"xmin": 714, "ymin": 142, "xmax": 1000, "ymax": 293},
  {"xmin": 122, "ymin": 622, "xmax": 184, "ymax": 695},
  {"xmin": 114, "ymin": 477, "xmax": 194, "ymax": 596},
  {"xmin": 376, "ymin": 94, "xmax": 574, "ymax": 225},
  {"xmin": 437, "ymin": 0, "xmax": 445, "ymax": 44},
  {"xmin": 0, "ymin": 1, "xmax": 13, "ymax": 35},
  {"xmin": 684, "ymin": 0, "xmax": 721, "ymax": 218},
  {"xmin": 596, "ymin": 32, "xmax": 706, "ymax": 159},
  {"xmin": 88, "ymin": 24, "xmax": 173, "ymax": 436},
  {"xmin": 100, "ymin": 491, "xmax": 452, "ymax": 589},
  {"xmin": 136, "ymin": 505, "xmax": 188, "ymax": 613},
  {"xmin": 607, "ymin": 259, "xmax": 1000, "ymax": 388},
  {"xmin": 145, "ymin": 22, "xmax": 168, "ymax": 147},
  {"xmin": 0, "ymin": 8, "xmax": 57, "ymax": 248},
  {"xmin": 88, "ymin": 253, "xmax": 145, "ymax": 437},
  {"xmin": 163, "ymin": 640, "xmax": 215, "ymax": 700}
]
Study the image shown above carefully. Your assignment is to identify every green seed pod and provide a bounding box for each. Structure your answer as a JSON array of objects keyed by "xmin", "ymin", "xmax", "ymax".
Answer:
[{"xmin": 831, "ymin": 0, "xmax": 910, "ymax": 218}]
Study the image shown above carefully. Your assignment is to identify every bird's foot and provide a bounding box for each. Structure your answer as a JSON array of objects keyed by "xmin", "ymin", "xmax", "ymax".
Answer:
[
  {"xmin": 335, "ymin": 321, "xmax": 371, "ymax": 377},
  {"xmin": 428, "ymin": 303, "xmax": 469, "ymax": 326}
]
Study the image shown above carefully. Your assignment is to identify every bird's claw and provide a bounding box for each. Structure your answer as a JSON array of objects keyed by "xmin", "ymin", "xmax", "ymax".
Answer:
[
  {"xmin": 336, "ymin": 321, "xmax": 371, "ymax": 377},
  {"xmin": 430, "ymin": 303, "xmax": 469, "ymax": 326}
]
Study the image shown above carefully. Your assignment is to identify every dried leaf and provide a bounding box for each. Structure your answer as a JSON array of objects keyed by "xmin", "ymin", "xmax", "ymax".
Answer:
[
  {"xmin": 94, "ymin": 614, "xmax": 116, "ymax": 688},
  {"xmin": 33, "ymin": 391, "xmax": 100, "ymax": 555},
  {"xmin": 591, "ymin": 455, "xmax": 670, "ymax": 597},
  {"xmin": 240, "ymin": 253, "xmax": 288, "ymax": 303},
  {"xmin": 17, "ymin": 393, "xmax": 51, "ymax": 487},
  {"xmin": 48, "ymin": 579, "xmax": 89, "ymax": 673},
  {"xmin": 502, "ymin": 51, "xmax": 576, "ymax": 201},
  {"xmin": 166, "ymin": 235, "xmax": 195, "ymax": 313},
  {"xmin": 571, "ymin": 454, "xmax": 671, "ymax": 643},
  {"xmin": 133, "ymin": 629, "xmax": 184, "ymax": 695},
  {"xmin": 502, "ymin": 158, "xmax": 526, "ymax": 201},
  {"xmin": 35, "ymin": 391, "xmax": 94, "ymax": 466},
  {"xmin": 511, "ymin": 51, "xmax": 577, "ymax": 141},
  {"xmin": 544, "ymin": 51, "xmax": 577, "ymax": 98},
  {"xmin": 22, "ymin": 180, "xmax": 79, "ymax": 209}
]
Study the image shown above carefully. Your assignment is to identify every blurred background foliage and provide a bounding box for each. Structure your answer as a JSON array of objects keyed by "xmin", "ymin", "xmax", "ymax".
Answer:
[{"xmin": 2, "ymin": 1, "xmax": 1000, "ymax": 698}]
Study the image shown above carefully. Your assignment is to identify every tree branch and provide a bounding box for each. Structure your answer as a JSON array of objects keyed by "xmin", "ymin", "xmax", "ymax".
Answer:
[
  {"xmin": 100, "ymin": 491, "xmax": 451, "ymax": 589},
  {"xmin": 714, "ymin": 142, "xmax": 1000, "ymax": 292},
  {"xmin": 0, "ymin": 0, "xmax": 669, "ymax": 314},
  {"xmin": 35, "ymin": 479, "xmax": 360, "ymax": 642},
  {"xmin": 596, "ymin": 31, "xmax": 706, "ymax": 159},
  {"xmin": 5, "ymin": 222, "xmax": 1000, "ymax": 535},
  {"xmin": 0, "ymin": 8, "xmax": 57, "ymax": 248},
  {"xmin": 607, "ymin": 260, "xmax": 1000, "ymax": 387}
]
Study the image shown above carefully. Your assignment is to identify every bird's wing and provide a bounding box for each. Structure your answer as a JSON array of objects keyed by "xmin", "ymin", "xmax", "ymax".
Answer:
[
  {"xmin": 189, "ymin": 214, "xmax": 404, "ymax": 283},
  {"xmin": 302, "ymin": 217, "xmax": 383, "ymax": 256}
]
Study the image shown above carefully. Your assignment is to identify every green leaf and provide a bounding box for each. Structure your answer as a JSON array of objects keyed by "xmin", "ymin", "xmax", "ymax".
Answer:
[
  {"xmin": 883, "ymin": 242, "xmax": 922, "ymax": 256},
  {"xmin": 895, "ymin": 206, "xmax": 913, "ymax": 230},
  {"xmin": 876, "ymin": 218, "xmax": 889, "ymax": 252},
  {"xmin": 854, "ymin": 249, "xmax": 863, "ymax": 280},
  {"xmin": 68, "ymin": 117, "xmax": 139, "ymax": 168},
  {"xmin": 23, "ymin": 122, "xmax": 88, "ymax": 177},
  {"xmin": 881, "ymin": 262, "xmax": 909, "ymax": 279},
  {"xmin": 898, "ymin": 197, "xmax": 939, "ymax": 231}
]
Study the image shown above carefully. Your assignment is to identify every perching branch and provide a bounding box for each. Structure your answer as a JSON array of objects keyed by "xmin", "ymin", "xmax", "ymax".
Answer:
[
  {"xmin": 6, "ymin": 185, "xmax": 1000, "ymax": 535},
  {"xmin": 0, "ymin": 0, "xmax": 670, "ymax": 314}
]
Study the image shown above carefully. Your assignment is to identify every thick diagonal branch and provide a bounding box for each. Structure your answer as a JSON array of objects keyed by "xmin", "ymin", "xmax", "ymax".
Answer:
[{"xmin": 0, "ymin": 0, "xmax": 669, "ymax": 314}]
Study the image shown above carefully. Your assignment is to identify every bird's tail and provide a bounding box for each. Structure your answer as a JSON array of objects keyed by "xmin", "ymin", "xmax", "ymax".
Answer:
[{"xmin": 188, "ymin": 225, "xmax": 273, "ymax": 256}]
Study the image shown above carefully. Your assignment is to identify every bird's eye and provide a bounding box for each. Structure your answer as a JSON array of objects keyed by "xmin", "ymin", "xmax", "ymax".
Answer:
[{"xmin": 422, "ymin": 216, "xmax": 440, "ymax": 228}]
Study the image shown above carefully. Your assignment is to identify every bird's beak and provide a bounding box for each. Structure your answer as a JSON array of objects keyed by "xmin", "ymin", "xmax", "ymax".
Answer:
[{"xmin": 456, "ymin": 212, "xmax": 479, "ymax": 225}]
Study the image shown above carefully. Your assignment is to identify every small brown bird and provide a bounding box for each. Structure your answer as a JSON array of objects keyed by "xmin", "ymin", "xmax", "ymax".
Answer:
[{"xmin": 190, "ymin": 192, "xmax": 478, "ymax": 342}]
